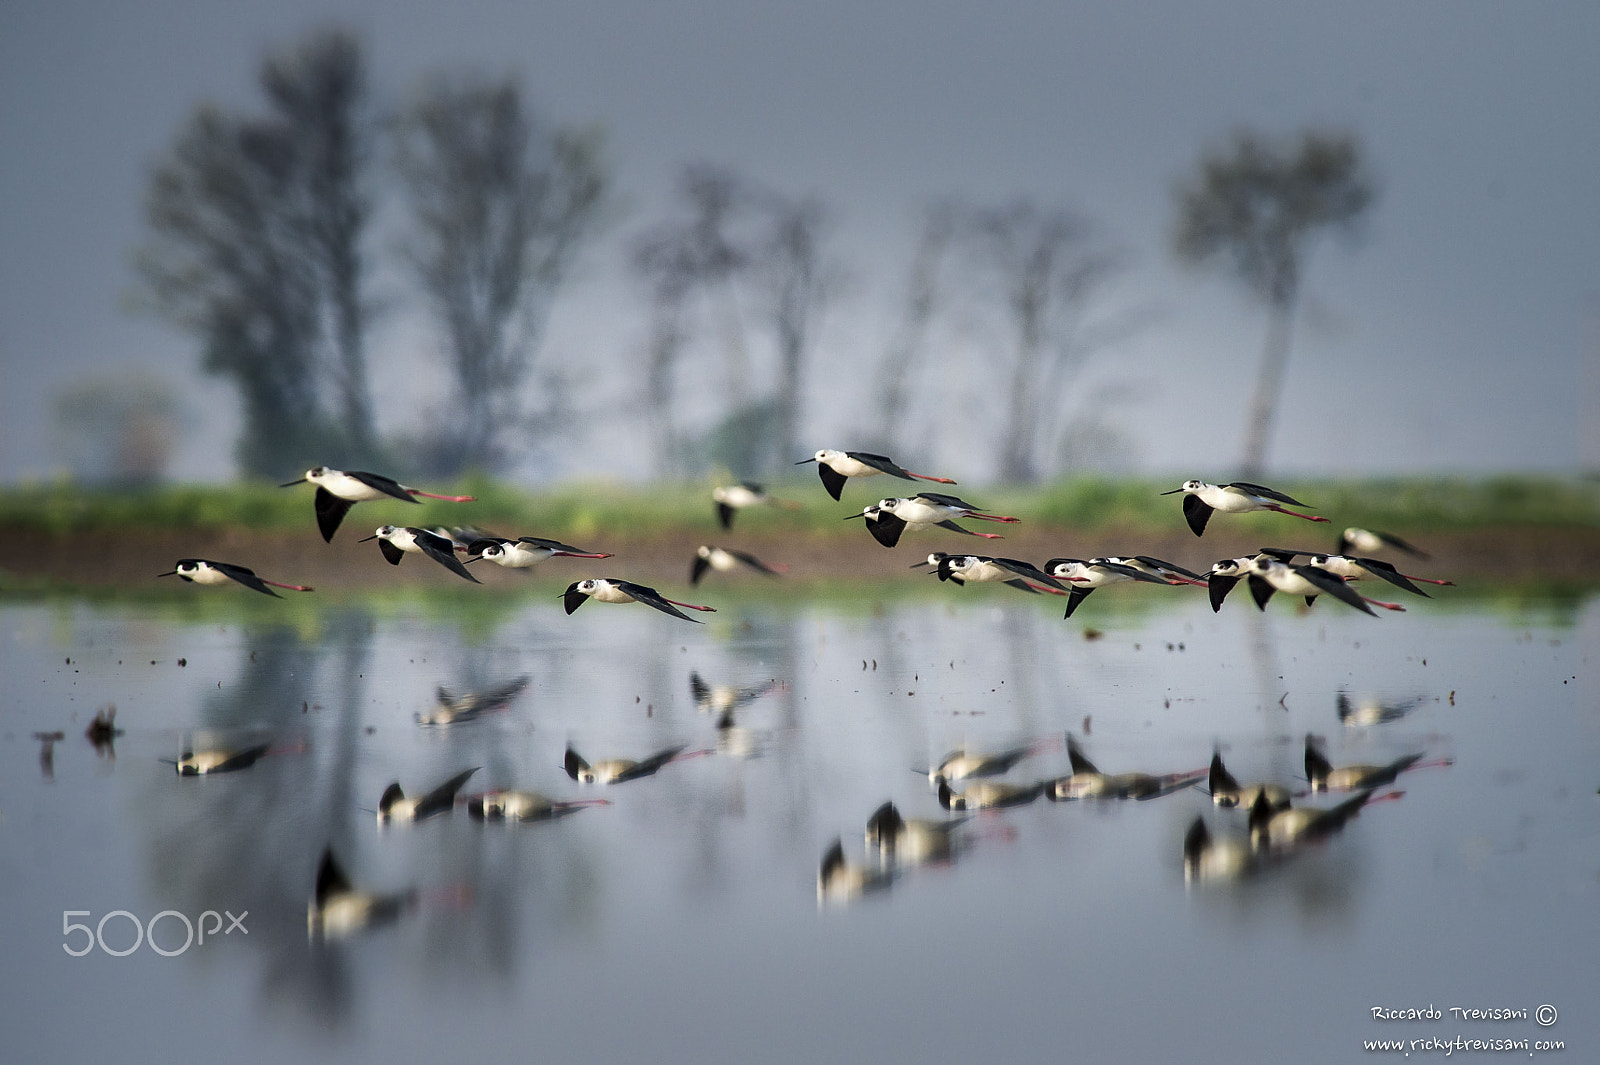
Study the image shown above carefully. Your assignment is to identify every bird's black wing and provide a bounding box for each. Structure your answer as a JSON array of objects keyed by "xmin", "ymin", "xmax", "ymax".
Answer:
[
  {"xmin": 1294, "ymin": 564, "xmax": 1377, "ymax": 616},
  {"xmin": 562, "ymin": 585, "xmax": 589, "ymax": 615},
  {"xmin": 1098, "ymin": 560, "xmax": 1172, "ymax": 585},
  {"xmin": 465, "ymin": 537, "xmax": 508, "ymax": 558},
  {"xmin": 727, "ymin": 548, "xmax": 782, "ymax": 575},
  {"xmin": 1066, "ymin": 737, "xmax": 1099, "ymax": 776},
  {"xmin": 913, "ymin": 492, "xmax": 976, "ymax": 509},
  {"xmin": 350, "ymin": 470, "xmax": 420, "ymax": 503},
  {"xmin": 716, "ymin": 502, "xmax": 735, "ymax": 530},
  {"xmin": 1353, "ymin": 558, "xmax": 1429, "ymax": 597},
  {"xmin": 614, "ymin": 581, "xmax": 700, "ymax": 623},
  {"xmin": 1247, "ymin": 574, "xmax": 1277, "ymax": 611},
  {"xmin": 1181, "ymin": 493, "xmax": 1212, "ymax": 537},
  {"xmin": 1208, "ymin": 575, "xmax": 1239, "ymax": 612},
  {"xmin": 213, "ymin": 561, "xmax": 282, "ymax": 598},
  {"xmin": 690, "ymin": 553, "xmax": 711, "ymax": 586},
  {"xmin": 314, "ymin": 848, "xmax": 353, "ymax": 906},
  {"xmin": 1003, "ymin": 579, "xmax": 1041, "ymax": 595},
  {"xmin": 1063, "ymin": 586, "xmax": 1095, "ymax": 618},
  {"xmin": 993, "ymin": 557, "xmax": 1066, "ymax": 589},
  {"xmin": 413, "ymin": 767, "xmax": 480, "ymax": 819},
  {"xmin": 414, "ymin": 529, "xmax": 481, "ymax": 583},
  {"xmin": 1132, "ymin": 555, "xmax": 1206, "ymax": 582},
  {"xmin": 849, "ymin": 451, "xmax": 914, "ymax": 479},
  {"xmin": 314, "ymin": 487, "xmax": 355, "ymax": 543},
  {"xmin": 1256, "ymin": 546, "xmax": 1305, "ymax": 561},
  {"xmin": 865, "ymin": 511, "xmax": 905, "ymax": 548},
  {"xmin": 816, "ymin": 463, "xmax": 848, "ymax": 501},
  {"xmin": 1227, "ymin": 481, "xmax": 1311, "ymax": 507},
  {"xmin": 216, "ymin": 743, "xmax": 272, "ymax": 773},
  {"xmin": 616, "ymin": 744, "xmax": 687, "ymax": 782},
  {"xmin": 378, "ymin": 538, "xmax": 406, "ymax": 566}
]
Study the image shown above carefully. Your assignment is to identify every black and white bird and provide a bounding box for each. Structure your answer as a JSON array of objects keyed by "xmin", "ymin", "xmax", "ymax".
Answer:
[
  {"xmin": 415, "ymin": 676, "xmax": 530, "ymax": 726},
  {"xmin": 376, "ymin": 767, "xmax": 479, "ymax": 825},
  {"xmin": 562, "ymin": 578, "xmax": 716, "ymax": 622},
  {"xmin": 796, "ymin": 449, "xmax": 957, "ymax": 501},
  {"xmin": 1045, "ymin": 557, "xmax": 1177, "ymax": 618},
  {"xmin": 865, "ymin": 801, "xmax": 967, "ymax": 866},
  {"xmin": 158, "ymin": 559, "xmax": 313, "ymax": 597},
  {"xmin": 818, "ymin": 838, "xmax": 895, "ymax": 904},
  {"xmin": 1336, "ymin": 691, "xmax": 1424, "ymax": 727},
  {"xmin": 689, "ymin": 672, "xmax": 785, "ymax": 715},
  {"xmin": 690, "ymin": 545, "xmax": 788, "ymax": 585},
  {"xmin": 1183, "ymin": 818, "xmax": 1259, "ymax": 884},
  {"xmin": 1304, "ymin": 737, "xmax": 1447, "ymax": 793},
  {"xmin": 921, "ymin": 743, "xmax": 1044, "ymax": 787},
  {"xmin": 1204, "ymin": 556, "xmax": 1259, "ymax": 612},
  {"xmin": 168, "ymin": 741, "xmax": 274, "ymax": 777},
  {"xmin": 359, "ymin": 526, "xmax": 481, "ymax": 583},
  {"xmin": 1162, "ymin": 480, "xmax": 1329, "ymax": 537},
  {"xmin": 711, "ymin": 482, "xmax": 800, "ymax": 530},
  {"xmin": 1257, "ymin": 547, "xmax": 1452, "ymax": 596},
  {"xmin": 1243, "ymin": 556, "xmax": 1405, "ymax": 615},
  {"xmin": 1339, "ymin": 527, "xmax": 1429, "ymax": 559},
  {"xmin": 1247, "ymin": 788, "xmax": 1399, "ymax": 853},
  {"xmin": 1044, "ymin": 735, "xmax": 1207, "ymax": 801},
  {"xmin": 563, "ymin": 744, "xmax": 690, "ymax": 785},
  {"xmin": 307, "ymin": 848, "xmax": 415, "ymax": 939},
  {"xmin": 466, "ymin": 536, "xmax": 613, "ymax": 569},
  {"xmin": 279, "ymin": 466, "xmax": 476, "ymax": 542},
  {"xmin": 935, "ymin": 779, "xmax": 1044, "ymax": 811},
  {"xmin": 849, "ymin": 494, "xmax": 1017, "ymax": 548},
  {"xmin": 933, "ymin": 555, "xmax": 1068, "ymax": 595},
  {"xmin": 1208, "ymin": 751, "xmax": 1291, "ymax": 812},
  {"xmin": 465, "ymin": 790, "xmax": 611, "ymax": 822}
]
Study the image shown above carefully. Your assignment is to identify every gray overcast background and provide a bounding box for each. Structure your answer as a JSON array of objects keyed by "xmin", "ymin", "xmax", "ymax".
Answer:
[{"xmin": 3, "ymin": 1, "xmax": 1598, "ymax": 484}]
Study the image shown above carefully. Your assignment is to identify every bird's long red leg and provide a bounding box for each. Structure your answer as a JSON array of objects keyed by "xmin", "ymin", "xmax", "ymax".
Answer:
[
  {"xmin": 968, "ymin": 512, "xmax": 1022, "ymax": 524},
  {"xmin": 663, "ymin": 599, "xmax": 718, "ymax": 612},
  {"xmin": 908, "ymin": 471, "xmax": 958, "ymax": 484},
  {"xmin": 263, "ymin": 579, "xmax": 315, "ymax": 592},
  {"xmin": 1360, "ymin": 595, "xmax": 1406, "ymax": 612},
  {"xmin": 1265, "ymin": 505, "xmax": 1329, "ymax": 523},
  {"xmin": 1400, "ymin": 573, "xmax": 1454, "ymax": 586},
  {"xmin": 408, "ymin": 490, "xmax": 478, "ymax": 502},
  {"xmin": 1026, "ymin": 582, "xmax": 1070, "ymax": 596},
  {"xmin": 553, "ymin": 551, "xmax": 615, "ymax": 559},
  {"xmin": 1166, "ymin": 576, "xmax": 1209, "ymax": 586},
  {"xmin": 970, "ymin": 532, "xmax": 1005, "ymax": 539}
]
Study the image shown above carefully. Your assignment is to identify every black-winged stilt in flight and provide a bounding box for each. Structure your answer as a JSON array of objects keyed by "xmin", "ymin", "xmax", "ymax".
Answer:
[
  {"xmin": 414, "ymin": 676, "xmax": 530, "ymax": 726},
  {"xmin": 848, "ymin": 494, "xmax": 1018, "ymax": 548},
  {"xmin": 1044, "ymin": 735, "xmax": 1207, "ymax": 800},
  {"xmin": 935, "ymin": 778, "xmax": 1044, "ymax": 811},
  {"xmin": 158, "ymin": 559, "xmax": 313, "ymax": 597},
  {"xmin": 1208, "ymin": 751, "xmax": 1290, "ymax": 811},
  {"xmin": 359, "ymin": 526, "xmax": 481, "ymax": 583},
  {"xmin": 168, "ymin": 740, "xmax": 273, "ymax": 776},
  {"xmin": 689, "ymin": 672, "xmax": 785, "ymax": 715},
  {"xmin": 1337, "ymin": 691, "xmax": 1424, "ymax": 727},
  {"xmin": 1044, "ymin": 557, "xmax": 1180, "ymax": 618},
  {"xmin": 563, "ymin": 744, "xmax": 692, "ymax": 784},
  {"xmin": 1257, "ymin": 547, "xmax": 1452, "ymax": 596},
  {"xmin": 376, "ymin": 767, "xmax": 479, "ymax": 824},
  {"xmin": 561, "ymin": 578, "xmax": 716, "ymax": 623},
  {"xmin": 1162, "ymin": 480, "xmax": 1329, "ymax": 537},
  {"xmin": 1247, "ymin": 787, "xmax": 1400, "ymax": 853},
  {"xmin": 1339, "ymin": 527, "xmax": 1429, "ymax": 559},
  {"xmin": 711, "ymin": 482, "xmax": 800, "ymax": 529},
  {"xmin": 933, "ymin": 555, "xmax": 1068, "ymax": 595},
  {"xmin": 1183, "ymin": 818, "xmax": 1258, "ymax": 883},
  {"xmin": 795, "ymin": 448, "xmax": 957, "ymax": 501},
  {"xmin": 465, "ymin": 790, "xmax": 611, "ymax": 822},
  {"xmin": 1304, "ymin": 737, "xmax": 1449, "ymax": 793},
  {"xmin": 690, "ymin": 545, "xmax": 788, "ymax": 585},
  {"xmin": 279, "ymin": 466, "xmax": 476, "ymax": 542},
  {"xmin": 465, "ymin": 536, "xmax": 612, "ymax": 569},
  {"xmin": 921, "ymin": 743, "xmax": 1045, "ymax": 787},
  {"xmin": 308, "ymin": 848, "xmax": 416, "ymax": 939},
  {"xmin": 1244, "ymin": 556, "xmax": 1405, "ymax": 615},
  {"xmin": 864, "ymin": 801, "xmax": 968, "ymax": 866},
  {"xmin": 818, "ymin": 838, "xmax": 895, "ymax": 904}
]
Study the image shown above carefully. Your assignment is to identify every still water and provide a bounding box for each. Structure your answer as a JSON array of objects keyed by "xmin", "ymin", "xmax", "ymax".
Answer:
[{"xmin": 2, "ymin": 589, "xmax": 1595, "ymax": 1063}]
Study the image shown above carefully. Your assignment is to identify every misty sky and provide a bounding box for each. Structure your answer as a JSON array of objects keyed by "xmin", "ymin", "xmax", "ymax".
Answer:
[{"xmin": 2, "ymin": 1, "xmax": 1598, "ymax": 484}]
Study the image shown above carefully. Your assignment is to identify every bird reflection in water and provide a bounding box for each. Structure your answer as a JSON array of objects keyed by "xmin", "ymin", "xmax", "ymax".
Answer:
[
  {"xmin": 1337, "ymin": 690, "xmax": 1426, "ymax": 726},
  {"xmin": 307, "ymin": 848, "xmax": 417, "ymax": 940},
  {"xmin": 465, "ymin": 789, "xmax": 611, "ymax": 823},
  {"xmin": 376, "ymin": 767, "xmax": 480, "ymax": 824},
  {"xmin": 818, "ymin": 838, "xmax": 895, "ymax": 905},
  {"xmin": 415, "ymin": 675, "xmax": 530, "ymax": 726},
  {"xmin": 33, "ymin": 731, "xmax": 64, "ymax": 780},
  {"xmin": 1045, "ymin": 735, "xmax": 1208, "ymax": 801},
  {"xmin": 85, "ymin": 704, "xmax": 122, "ymax": 759}
]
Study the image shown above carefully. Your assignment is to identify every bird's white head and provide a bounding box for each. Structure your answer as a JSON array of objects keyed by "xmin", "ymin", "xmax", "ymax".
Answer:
[
  {"xmin": 575, "ymin": 579, "xmax": 601, "ymax": 594},
  {"xmin": 815, "ymin": 449, "xmax": 843, "ymax": 463},
  {"xmin": 696, "ymin": 545, "xmax": 713, "ymax": 559}
]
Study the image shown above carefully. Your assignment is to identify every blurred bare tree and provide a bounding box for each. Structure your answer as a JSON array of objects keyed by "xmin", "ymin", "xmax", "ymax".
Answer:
[
  {"xmin": 873, "ymin": 202, "xmax": 956, "ymax": 454},
  {"xmin": 959, "ymin": 199, "xmax": 1129, "ymax": 483},
  {"xmin": 53, "ymin": 373, "xmax": 182, "ymax": 484},
  {"xmin": 630, "ymin": 165, "xmax": 836, "ymax": 478},
  {"xmin": 134, "ymin": 28, "xmax": 377, "ymax": 476},
  {"xmin": 1174, "ymin": 128, "xmax": 1375, "ymax": 476},
  {"xmin": 393, "ymin": 75, "xmax": 606, "ymax": 475}
]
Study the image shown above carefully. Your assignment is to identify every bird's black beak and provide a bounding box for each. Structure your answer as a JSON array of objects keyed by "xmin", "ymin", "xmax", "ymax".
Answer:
[
  {"xmin": 279, "ymin": 478, "xmax": 307, "ymax": 487},
  {"xmin": 357, "ymin": 534, "xmax": 378, "ymax": 543},
  {"xmin": 794, "ymin": 457, "xmax": 816, "ymax": 465},
  {"xmin": 1159, "ymin": 488, "xmax": 1184, "ymax": 495},
  {"xmin": 842, "ymin": 512, "xmax": 867, "ymax": 521},
  {"xmin": 156, "ymin": 570, "xmax": 176, "ymax": 578}
]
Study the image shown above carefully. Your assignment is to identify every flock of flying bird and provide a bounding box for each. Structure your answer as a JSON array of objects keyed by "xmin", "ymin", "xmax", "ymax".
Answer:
[{"xmin": 145, "ymin": 450, "xmax": 1453, "ymax": 924}]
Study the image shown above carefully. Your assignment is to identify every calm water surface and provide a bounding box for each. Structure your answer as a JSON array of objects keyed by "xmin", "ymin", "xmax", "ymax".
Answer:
[{"xmin": 2, "ymin": 589, "xmax": 1595, "ymax": 1063}]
